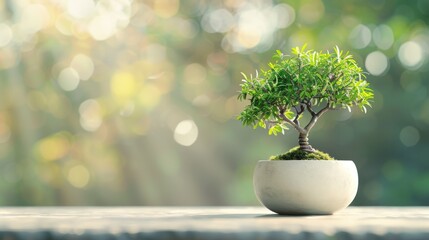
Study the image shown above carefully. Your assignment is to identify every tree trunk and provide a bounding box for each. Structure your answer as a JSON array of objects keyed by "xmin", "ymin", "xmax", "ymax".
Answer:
[{"xmin": 299, "ymin": 133, "xmax": 315, "ymax": 152}]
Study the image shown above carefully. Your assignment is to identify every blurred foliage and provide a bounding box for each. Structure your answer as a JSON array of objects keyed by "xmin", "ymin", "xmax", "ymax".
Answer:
[{"xmin": 0, "ymin": 0, "xmax": 428, "ymax": 206}]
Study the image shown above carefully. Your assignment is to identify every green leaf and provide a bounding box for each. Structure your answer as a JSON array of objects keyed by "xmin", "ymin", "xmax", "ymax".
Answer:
[
  {"xmin": 347, "ymin": 105, "xmax": 351, "ymax": 112},
  {"xmin": 334, "ymin": 45, "xmax": 341, "ymax": 63},
  {"xmin": 268, "ymin": 125, "xmax": 276, "ymax": 135},
  {"xmin": 268, "ymin": 125, "xmax": 283, "ymax": 136},
  {"xmin": 285, "ymin": 110, "xmax": 294, "ymax": 119}
]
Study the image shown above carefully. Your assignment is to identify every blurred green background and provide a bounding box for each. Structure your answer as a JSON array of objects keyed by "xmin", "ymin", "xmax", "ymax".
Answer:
[{"xmin": 0, "ymin": 0, "xmax": 428, "ymax": 206}]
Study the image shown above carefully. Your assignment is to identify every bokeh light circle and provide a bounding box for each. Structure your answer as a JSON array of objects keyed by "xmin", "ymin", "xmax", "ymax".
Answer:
[
  {"xmin": 398, "ymin": 41, "xmax": 424, "ymax": 69},
  {"xmin": 174, "ymin": 120, "xmax": 198, "ymax": 146},
  {"xmin": 365, "ymin": 51, "xmax": 389, "ymax": 76},
  {"xmin": 399, "ymin": 126, "xmax": 420, "ymax": 147}
]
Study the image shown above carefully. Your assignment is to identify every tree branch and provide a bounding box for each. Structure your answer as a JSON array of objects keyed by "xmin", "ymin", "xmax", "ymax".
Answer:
[
  {"xmin": 304, "ymin": 103, "xmax": 331, "ymax": 131},
  {"xmin": 277, "ymin": 106, "xmax": 306, "ymax": 134},
  {"xmin": 265, "ymin": 120, "xmax": 280, "ymax": 124},
  {"xmin": 279, "ymin": 113, "xmax": 306, "ymax": 134},
  {"xmin": 264, "ymin": 120, "xmax": 280, "ymax": 128},
  {"xmin": 316, "ymin": 103, "xmax": 331, "ymax": 117},
  {"xmin": 292, "ymin": 104, "xmax": 305, "ymax": 126},
  {"xmin": 305, "ymin": 102, "xmax": 316, "ymax": 116}
]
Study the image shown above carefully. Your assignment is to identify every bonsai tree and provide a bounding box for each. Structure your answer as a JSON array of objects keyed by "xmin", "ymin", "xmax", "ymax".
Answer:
[{"xmin": 237, "ymin": 45, "xmax": 373, "ymax": 159}]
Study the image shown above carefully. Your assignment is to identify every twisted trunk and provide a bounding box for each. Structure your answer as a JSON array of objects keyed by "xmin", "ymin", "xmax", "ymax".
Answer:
[
  {"xmin": 299, "ymin": 132, "xmax": 315, "ymax": 152},
  {"xmin": 279, "ymin": 103, "xmax": 331, "ymax": 153}
]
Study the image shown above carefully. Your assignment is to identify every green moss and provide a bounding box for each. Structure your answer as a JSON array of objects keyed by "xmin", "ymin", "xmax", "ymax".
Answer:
[{"xmin": 270, "ymin": 146, "xmax": 335, "ymax": 160}]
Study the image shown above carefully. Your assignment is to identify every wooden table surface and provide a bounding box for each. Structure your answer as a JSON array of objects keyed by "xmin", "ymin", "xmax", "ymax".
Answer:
[{"xmin": 0, "ymin": 207, "xmax": 428, "ymax": 239}]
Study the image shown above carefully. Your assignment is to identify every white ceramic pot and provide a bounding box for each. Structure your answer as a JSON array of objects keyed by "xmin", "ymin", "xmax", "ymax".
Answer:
[{"xmin": 253, "ymin": 160, "xmax": 358, "ymax": 215}]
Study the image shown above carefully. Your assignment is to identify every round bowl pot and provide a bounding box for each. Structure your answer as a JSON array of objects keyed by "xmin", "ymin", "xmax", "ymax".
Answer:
[{"xmin": 253, "ymin": 160, "xmax": 358, "ymax": 215}]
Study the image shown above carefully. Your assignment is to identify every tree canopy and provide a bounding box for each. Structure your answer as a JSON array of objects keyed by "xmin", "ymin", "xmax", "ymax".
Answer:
[{"xmin": 238, "ymin": 45, "xmax": 374, "ymax": 142}]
